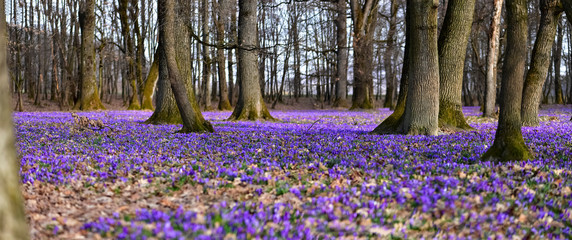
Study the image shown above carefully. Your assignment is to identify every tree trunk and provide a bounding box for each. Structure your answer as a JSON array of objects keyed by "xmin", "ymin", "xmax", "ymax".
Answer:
[
  {"xmin": 521, "ymin": 0, "xmax": 562, "ymax": 126},
  {"xmin": 201, "ymin": 0, "xmax": 213, "ymax": 111},
  {"xmin": 228, "ymin": 0, "xmax": 274, "ymax": 121},
  {"xmin": 147, "ymin": 0, "xmax": 213, "ymax": 134},
  {"xmin": 383, "ymin": 0, "xmax": 398, "ymax": 109},
  {"xmin": 76, "ymin": 0, "xmax": 104, "ymax": 110},
  {"xmin": 333, "ymin": 0, "xmax": 349, "ymax": 108},
  {"xmin": 483, "ymin": 0, "xmax": 503, "ymax": 117},
  {"xmin": 349, "ymin": 0, "xmax": 377, "ymax": 110},
  {"xmin": 482, "ymin": 0, "xmax": 532, "ymax": 162},
  {"xmin": 437, "ymin": 0, "xmax": 475, "ymax": 131},
  {"xmin": 397, "ymin": 0, "xmax": 440, "ymax": 135},
  {"xmin": 118, "ymin": 0, "xmax": 141, "ymax": 110},
  {"xmin": 229, "ymin": 4, "xmax": 238, "ymax": 106},
  {"xmin": 0, "ymin": 1, "xmax": 30, "ymax": 237},
  {"xmin": 553, "ymin": 20, "xmax": 564, "ymax": 104},
  {"xmin": 215, "ymin": 0, "xmax": 232, "ymax": 110},
  {"xmin": 141, "ymin": 52, "xmax": 158, "ymax": 110}
]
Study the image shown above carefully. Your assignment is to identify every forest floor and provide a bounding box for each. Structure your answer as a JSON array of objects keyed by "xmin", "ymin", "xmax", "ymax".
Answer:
[
  {"xmin": 13, "ymin": 100, "xmax": 572, "ymax": 239},
  {"xmin": 12, "ymin": 95, "xmax": 364, "ymax": 112}
]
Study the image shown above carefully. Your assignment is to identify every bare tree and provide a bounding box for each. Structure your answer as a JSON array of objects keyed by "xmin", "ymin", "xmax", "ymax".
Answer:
[
  {"xmin": 155, "ymin": 0, "xmax": 214, "ymax": 132},
  {"xmin": 214, "ymin": 0, "xmax": 232, "ymax": 110},
  {"xmin": 228, "ymin": 0, "xmax": 274, "ymax": 121},
  {"xmin": 333, "ymin": 0, "xmax": 349, "ymax": 108},
  {"xmin": 349, "ymin": 0, "xmax": 378, "ymax": 110},
  {"xmin": 483, "ymin": 0, "xmax": 503, "ymax": 117},
  {"xmin": 482, "ymin": 0, "xmax": 532, "ymax": 161},
  {"xmin": 76, "ymin": 0, "xmax": 104, "ymax": 110},
  {"xmin": 437, "ymin": 0, "xmax": 476, "ymax": 131},
  {"xmin": 521, "ymin": 0, "xmax": 562, "ymax": 126}
]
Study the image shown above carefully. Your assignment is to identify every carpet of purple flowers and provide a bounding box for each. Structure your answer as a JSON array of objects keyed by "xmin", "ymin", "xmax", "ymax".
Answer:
[{"xmin": 16, "ymin": 106, "xmax": 572, "ymax": 239}]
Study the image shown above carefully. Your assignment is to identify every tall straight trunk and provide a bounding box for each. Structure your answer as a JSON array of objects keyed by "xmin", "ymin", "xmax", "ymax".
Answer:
[
  {"xmin": 201, "ymin": 0, "xmax": 212, "ymax": 110},
  {"xmin": 152, "ymin": 0, "xmax": 213, "ymax": 132},
  {"xmin": 333, "ymin": 0, "xmax": 349, "ymax": 107},
  {"xmin": 349, "ymin": 0, "xmax": 378, "ymax": 110},
  {"xmin": 0, "ymin": 1, "xmax": 30, "ymax": 237},
  {"xmin": 521, "ymin": 0, "xmax": 562, "ymax": 126},
  {"xmin": 215, "ymin": 0, "xmax": 231, "ymax": 110},
  {"xmin": 49, "ymin": 0, "xmax": 59, "ymax": 101},
  {"xmin": 553, "ymin": 20, "xmax": 564, "ymax": 104},
  {"xmin": 215, "ymin": 4, "xmax": 232, "ymax": 110},
  {"xmin": 437, "ymin": 0, "xmax": 475, "ymax": 130},
  {"xmin": 483, "ymin": 0, "xmax": 532, "ymax": 162},
  {"xmin": 133, "ymin": 0, "xmax": 146, "ymax": 106},
  {"xmin": 292, "ymin": 6, "xmax": 302, "ymax": 102},
  {"xmin": 229, "ymin": 4, "xmax": 238, "ymax": 106},
  {"xmin": 118, "ymin": 0, "xmax": 140, "ymax": 110},
  {"xmin": 228, "ymin": 0, "xmax": 274, "ymax": 121},
  {"xmin": 383, "ymin": 0, "xmax": 398, "ymax": 109},
  {"xmin": 483, "ymin": 0, "xmax": 503, "ymax": 117},
  {"xmin": 398, "ymin": 0, "xmax": 440, "ymax": 135},
  {"xmin": 76, "ymin": 0, "xmax": 104, "ymax": 110}
]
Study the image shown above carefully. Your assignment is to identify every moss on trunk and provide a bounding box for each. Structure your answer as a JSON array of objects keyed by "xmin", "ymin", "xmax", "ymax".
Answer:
[
  {"xmin": 482, "ymin": 0, "xmax": 532, "ymax": 162},
  {"xmin": 438, "ymin": 101, "xmax": 473, "ymax": 131},
  {"xmin": 141, "ymin": 55, "xmax": 159, "ymax": 110},
  {"xmin": 482, "ymin": 127, "xmax": 532, "ymax": 162}
]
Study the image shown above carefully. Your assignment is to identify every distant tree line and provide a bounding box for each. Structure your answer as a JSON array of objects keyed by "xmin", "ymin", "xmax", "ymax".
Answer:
[{"xmin": 6, "ymin": 0, "xmax": 572, "ymax": 113}]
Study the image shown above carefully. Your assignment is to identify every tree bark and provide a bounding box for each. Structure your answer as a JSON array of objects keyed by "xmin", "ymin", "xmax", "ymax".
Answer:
[
  {"xmin": 228, "ymin": 0, "xmax": 274, "ymax": 121},
  {"xmin": 201, "ymin": 0, "xmax": 213, "ymax": 111},
  {"xmin": 482, "ymin": 0, "xmax": 532, "ymax": 162},
  {"xmin": 118, "ymin": 0, "xmax": 141, "ymax": 110},
  {"xmin": 521, "ymin": 0, "xmax": 562, "ymax": 126},
  {"xmin": 349, "ymin": 0, "xmax": 378, "ymax": 110},
  {"xmin": 215, "ymin": 0, "xmax": 232, "ymax": 110},
  {"xmin": 437, "ymin": 0, "xmax": 476, "ymax": 131},
  {"xmin": 483, "ymin": 0, "xmax": 503, "ymax": 117},
  {"xmin": 333, "ymin": 0, "xmax": 349, "ymax": 108},
  {"xmin": 141, "ymin": 52, "xmax": 158, "ymax": 110},
  {"xmin": 76, "ymin": 0, "xmax": 104, "ymax": 110},
  {"xmin": 397, "ymin": 0, "xmax": 440, "ymax": 135},
  {"xmin": 148, "ymin": 0, "xmax": 213, "ymax": 133},
  {"xmin": 553, "ymin": 20, "xmax": 564, "ymax": 104},
  {"xmin": 383, "ymin": 0, "xmax": 398, "ymax": 110},
  {"xmin": 0, "ymin": 0, "xmax": 30, "ymax": 237}
]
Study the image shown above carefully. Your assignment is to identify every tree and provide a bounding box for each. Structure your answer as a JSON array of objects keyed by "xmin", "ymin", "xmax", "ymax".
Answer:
[
  {"xmin": 482, "ymin": 0, "xmax": 532, "ymax": 161},
  {"xmin": 214, "ymin": 0, "xmax": 232, "ymax": 110},
  {"xmin": 333, "ymin": 0, "xmax": 349, "ymax": 108},
  {"xmin": 483, "ymin": 0, "xmax": 503, "ymax": 117},
  {"xmin": 372, "ymin": 0, "xmax": 439, "ymax": 135},
  {"xmin": 382, "ymin": 0, "xmax": 398, "ymax": 110},
  {"xmin": 0, "ymin": 0, "xmax": 30, "ymax": 236},
  {"xmin": 149, "ymin": 0, "xmax": 213, "ymax": 133},
  {"xmin": 521, "ymin": 0, "xmax": 562, "ymax": 126},
  {"xmin": 349, "ymin": 0, "xmax": 378, "ymax": 110},
  {"xmin": 118, "ymin": 0, "xmax": 141, "ymax": 110},
  {"xmin": 437, "ymin": 0, "xmax": 476, "ymax": 130},
  {"xmin": 228, "ymin": 0, "xmax": 274, "ymax": 121},
  {"xmin": 200, "ymin": 0, "xmax": 213, "ymax": 110},
  {"xmin": 76, "ymin": 0, "xmax": 104, "ymax": 110}
]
